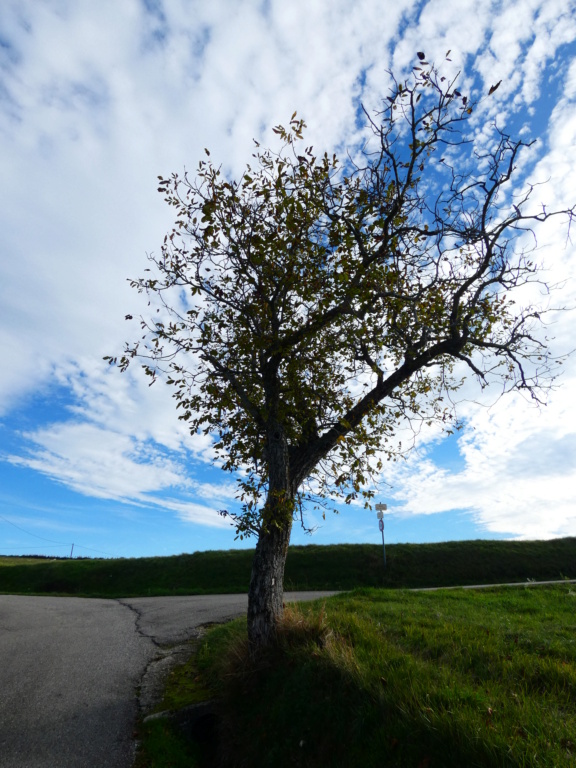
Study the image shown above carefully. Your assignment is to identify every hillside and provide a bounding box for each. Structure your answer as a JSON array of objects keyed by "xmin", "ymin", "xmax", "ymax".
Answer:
[{"xmin": 1, "ymin": 537, "xmax": 574, "ymax": 597}]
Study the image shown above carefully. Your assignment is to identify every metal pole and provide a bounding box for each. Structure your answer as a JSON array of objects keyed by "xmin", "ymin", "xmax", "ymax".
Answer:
[
  {"xmin": 375, "ymin": 502, "xmax": 387, "ymax": 567},
  {"xmin": 70, "ymin": 543, "xmax": 74, "ymax": 559}
]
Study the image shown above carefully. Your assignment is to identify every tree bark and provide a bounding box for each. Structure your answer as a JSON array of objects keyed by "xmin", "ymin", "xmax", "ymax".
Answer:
[
  {"xmin": 247, "ymin": 417, "xmax": 294, "ymax": 651},
  {"xmin": 247, "ymin": 517, "xmax": 292, "ymax": 650}
]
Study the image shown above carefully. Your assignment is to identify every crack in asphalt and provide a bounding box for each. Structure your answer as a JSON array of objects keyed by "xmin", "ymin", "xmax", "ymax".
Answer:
[
  {"xmin": 115, "ymin": 599, "xmax": 162, "ymax": 647},
  {"xmin": 115, "ymin": 599, "xmax": 167, "ymax": 717},
  {"xmin": 115, "ymin": 599, "xmax": 200, "ymax": 718}
]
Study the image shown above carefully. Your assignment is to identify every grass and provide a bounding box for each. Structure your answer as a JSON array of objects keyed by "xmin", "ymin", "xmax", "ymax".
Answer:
[
  {"xmin": 0, "ymin": 550, "xmax": 255, "ymax": 597},
  {"xmin": 133, "ymin": 639, "xmax": 216, "ymax": 768},
  {"xmin": 133, "ymin": 719, "xmax": 204, "ymax": 768},
  {"xmin": 0, "ymin": 556, "xmax": 54, "ymax": 567},
  {"xmin": 1, "ymin": 537, "xmax": 574, "ymax": 596},
  {"xmin": 196, "ymin": 584, "xmax": 576, "ymax": 767}
]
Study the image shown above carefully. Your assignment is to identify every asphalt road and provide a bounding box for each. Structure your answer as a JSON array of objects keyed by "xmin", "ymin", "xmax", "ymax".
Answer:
[{"xmin": 0, "ymin": 591, "xmax": 336, "ymax": 768}]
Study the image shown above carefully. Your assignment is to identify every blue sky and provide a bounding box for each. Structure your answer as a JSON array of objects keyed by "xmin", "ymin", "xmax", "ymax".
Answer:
[{"xmin": 1, "ymin": 0, "xmax": 576, "ymax": 559}]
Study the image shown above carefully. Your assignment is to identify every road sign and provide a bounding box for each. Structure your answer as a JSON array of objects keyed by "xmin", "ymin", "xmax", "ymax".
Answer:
[{"xmin": 376, "ymin": 501, "xmax": 387, "ymax": 566}]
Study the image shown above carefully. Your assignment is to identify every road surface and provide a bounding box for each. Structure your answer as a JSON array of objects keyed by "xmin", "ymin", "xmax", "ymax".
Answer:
[{"xmin": 0, "ymin": 591, "xmax": 336, "ymax": 768}]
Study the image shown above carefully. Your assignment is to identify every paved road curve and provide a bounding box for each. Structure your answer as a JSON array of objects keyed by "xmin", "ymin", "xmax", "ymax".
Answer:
[{"xmin": 0, "ymin": 592, "xmax": 336, "ymax": 768}]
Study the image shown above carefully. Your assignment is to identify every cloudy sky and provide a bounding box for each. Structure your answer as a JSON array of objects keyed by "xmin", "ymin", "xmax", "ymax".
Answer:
[{"xmin": 1, "ymin": 0, "xmax": 576, "ymax": 559}]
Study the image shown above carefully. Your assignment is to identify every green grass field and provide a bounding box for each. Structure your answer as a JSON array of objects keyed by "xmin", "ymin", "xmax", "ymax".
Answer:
[
  {"xmin": 0, "ymin": 557, "xmax": 45, "ymax": 566},
  {"xmin": 1, "ymin": 537, "xmax": 575, "ymax": 596},
  {"xmin": 189, "ymin": 584, "xmax": 576, "ymax": 767}
]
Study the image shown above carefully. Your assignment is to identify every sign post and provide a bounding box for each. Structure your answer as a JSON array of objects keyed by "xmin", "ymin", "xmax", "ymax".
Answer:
[{"xmin": 375, "ymin": 503, "xmax": 387, "ymax": 566}]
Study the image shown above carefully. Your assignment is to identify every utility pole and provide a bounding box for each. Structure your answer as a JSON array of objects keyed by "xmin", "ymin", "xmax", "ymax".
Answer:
[{"xmin": 375, "ymin": 503, "xmax": 387, "ymax": 566}]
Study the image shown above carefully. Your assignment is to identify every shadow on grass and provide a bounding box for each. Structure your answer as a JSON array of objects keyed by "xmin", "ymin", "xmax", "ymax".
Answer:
[{"xmin": 199, "ymin": 606, "xmax": 523, "ymax": 768}]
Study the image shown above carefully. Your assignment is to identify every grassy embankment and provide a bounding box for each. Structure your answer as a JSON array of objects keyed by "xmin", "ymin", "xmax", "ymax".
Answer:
[
  {"xmin": 1, "ymin": 537, "xmax": 575, "ymax": 596},
  {"xmin": 138, "ymin": 582, "xmax": 576, "ymax": 767}
]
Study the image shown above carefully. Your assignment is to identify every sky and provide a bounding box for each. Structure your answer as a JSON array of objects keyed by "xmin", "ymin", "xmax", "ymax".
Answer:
[{"xmin": 1, "ymin": 0, "xmax": 576, "ymax": 559}]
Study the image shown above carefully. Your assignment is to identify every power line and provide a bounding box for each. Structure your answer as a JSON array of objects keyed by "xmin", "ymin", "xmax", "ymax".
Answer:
[
  {"xmin": 0, "ymin": 545, "xmax": 70, "ymax": 550},
  {"xmin": 0, "ymin": 514, "xmax": 114, "ymax": 557},
  {"xmin": 0, "ymin": 513, "xmax": 71, "ymax": 545},
  {"xmin": 71, "ymin": 544, "xmax": 114, "ymax": 556}
]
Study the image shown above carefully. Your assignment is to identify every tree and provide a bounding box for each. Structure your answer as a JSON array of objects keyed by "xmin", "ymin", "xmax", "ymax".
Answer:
[{"xmin": 108, "ymin": 57, "xmax": 573, "ymax": 650}]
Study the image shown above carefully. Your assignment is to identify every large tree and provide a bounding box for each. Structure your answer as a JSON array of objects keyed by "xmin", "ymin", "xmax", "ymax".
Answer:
[{"xmin": 109, "ymin": 58, "xmax": 572, "ymax": 649}]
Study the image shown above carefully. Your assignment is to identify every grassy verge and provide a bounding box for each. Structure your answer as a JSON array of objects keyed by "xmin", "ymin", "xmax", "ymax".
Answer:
[
  {"xmin": 194, "ymin": 584, "xmax": 576, "ymax": 767},
  {"xmin": 133, "ymin": 720, "xmax": 204, "ymax": 768},
  {"xmin": 133, "ymin": 639, "xmax": 215, "ymax": 768},
  {"xmin": 1, "ymin": 537, "xmax": 574, "ymax": 596}
]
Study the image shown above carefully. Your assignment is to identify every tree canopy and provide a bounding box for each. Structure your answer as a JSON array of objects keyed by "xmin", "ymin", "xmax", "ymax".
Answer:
[{"xmin": 109, "ymin": 57, "xmax": 573, "ymax": 647}]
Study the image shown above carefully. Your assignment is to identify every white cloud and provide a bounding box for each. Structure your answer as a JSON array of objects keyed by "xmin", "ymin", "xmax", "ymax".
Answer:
[
  {"xmin": 3, "ymin": 358, "xmax": 232, "ymax": 526},
  {"xmin": 6, "ymin": 415, "xmax": 231, "ymax": 528},
  {"xmin": 386, "ymin": 378, "xmax": 576, "ymax": 539},
  {"xmin": 9, "ymin": 421, "xmax": 183, "ymax": 498}
]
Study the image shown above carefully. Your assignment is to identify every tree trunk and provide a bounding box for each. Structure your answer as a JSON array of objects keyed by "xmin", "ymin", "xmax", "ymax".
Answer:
[
  {"xmin": 247, "ymin": 517, "xmax": 292, "ymax": 650},
  {"xmin": 247, "ymin": 417, "xmax": 293, "ymax": 651}
]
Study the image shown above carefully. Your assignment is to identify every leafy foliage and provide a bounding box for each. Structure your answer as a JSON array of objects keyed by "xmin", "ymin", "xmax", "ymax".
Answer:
[{"xmin": 108, "ymin": 56, "xmax": 572, "ymax": 539}]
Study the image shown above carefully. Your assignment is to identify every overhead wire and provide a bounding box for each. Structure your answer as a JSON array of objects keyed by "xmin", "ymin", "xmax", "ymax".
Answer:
[
  {"xmin": 0, "ymin": 513, "xmax": 114, "ymax": 557},
  {"xmin": 0, "ymin": 512, "xmax": 71, "ymax": 545}
]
